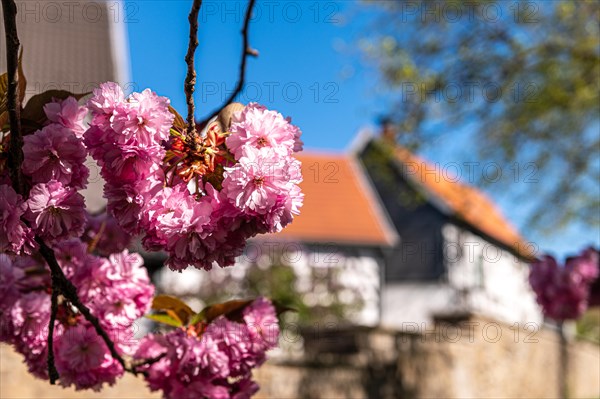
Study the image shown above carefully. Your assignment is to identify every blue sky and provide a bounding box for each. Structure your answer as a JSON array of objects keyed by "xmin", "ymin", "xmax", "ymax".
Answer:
[
  {"xmin": 125, "ymin": 1, "xmax": 374, "ymax": 151},
  {"xmin": 125, "ymin": 0, "xmax": 598, "ymax": 257}
]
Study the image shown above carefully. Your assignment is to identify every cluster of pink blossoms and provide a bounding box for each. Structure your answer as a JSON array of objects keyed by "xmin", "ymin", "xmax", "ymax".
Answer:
[
  {"xmin": 0, "ymin": 82, "xmax": 297, "ymax": 397},
  {"xmin": 135, "ymin": 298, "xmax": 279, "ymax": 399},
  {"xmin": 0, "ymin": 96, "xmax": 152, "ymax": 389},
  {"xmin": 85, "ymin": 82, "xmax": 303, "ymax": 270},
  {"xmin": 0, "ymin": 231, "xmax": 153, "ymax": 390},
  {"xmin": 0, "ymin": 97, "xmax": 90, "ymax": 252},
  {"xmin": 529, "ymin": 247, "xmax": 599, "ymax": 320}
]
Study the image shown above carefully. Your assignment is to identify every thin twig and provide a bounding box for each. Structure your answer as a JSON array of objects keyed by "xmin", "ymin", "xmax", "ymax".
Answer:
[
  {"xmin": 35, "ymin": 238, "xmax": 134, "ymax": 373},
  {"xmin": 1, "ymin": 0, "xmax": 24, "ymax": 194},
  {"xmin": 47, "ymin": 286, "xmax": 60, "ymax": 384},
  {"xmin": 184, "ymin": 0, "xmax": 203, "ymax": 139},
  {"xmin": 198, "ymin": 0, "xmax": 257, "ymax": 126}
]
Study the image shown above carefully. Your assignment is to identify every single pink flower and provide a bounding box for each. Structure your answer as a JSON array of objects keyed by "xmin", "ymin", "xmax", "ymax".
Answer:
[
  {"xmin": 23, "ymin": 124, "xmax": 89, "ymax": 189},
  {"xmin": 25, "ymin": 180, "xmax": 86, "ymax": 241},
  {"xmin": 44, "ymin": 97, "xmax": 88, "ymax": 138},
  {"xmin": 110, "ymin": 88, "xmax": 173, "ymax": 147},
  {"xmin": 87, "ymin": 82, "xmax": 125, "ymax": 127},
  {"xmin": 0, "ymin": 184, "xmax": 32, "ymax": 254},
  {"xmin": 226, "ymin": 103, "xmax": 298, "ymax": 159},
  {"xmin": 55, "ymin": 324, "xmax": 124, "ymax": 391}
]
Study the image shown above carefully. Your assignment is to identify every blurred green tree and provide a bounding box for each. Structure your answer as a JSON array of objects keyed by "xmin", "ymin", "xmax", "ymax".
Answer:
[{"xmin": 362, "ymin": 0, "xmax": 599, "ymax": 233}]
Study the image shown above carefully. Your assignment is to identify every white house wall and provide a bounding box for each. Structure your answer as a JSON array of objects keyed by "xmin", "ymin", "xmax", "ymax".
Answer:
[
  {"xmin": 380, "ymin": 225, "xmax": 543, "ymax": 329},
  {"xmin": 380, "ymin": 283, "xmax": 456, "ymax": 328},
  {"xmin": 443, "ymin": 224, "xmax": 543, "ymax": 326}
]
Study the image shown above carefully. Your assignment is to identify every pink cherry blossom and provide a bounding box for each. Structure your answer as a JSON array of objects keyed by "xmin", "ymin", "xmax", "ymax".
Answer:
[
  {"xmin": 23, "ymin": 124, "xmax": 89, "ymax": 189},
  {"xmin": 529, "ymin": 248, "xmax": 599, "ymax": 320},
  {"xmin": 25, "ymin": 180, "xmax": 86, "ymax": 241},
  {"xmin": 55, "ymin": 324, "xmax": 124, "ymax": 391},
  {"xmin": 104, "ymin": 171, "xmax": 163, "ymax": 234},
  {"xmin": 226, "ymin": 103, "xmax": 299, "ymax": 159},
  {"xmin": 0, "ymin": 254, "xmax": 23, "ymax": 313},
  {"xmin": 0, "ymin": 184, "xmax": 33, "ymax": 254},
  {"xmin": 10, "ymin": 292, "xmax": 51, "ymax": 354},
  {"xmin": 44, "ymin": 97, "xmax": 88, "ymax": 138},
  {"xmin": 222, "ymin": 146, "xmax": 303, "ymax": 233},
  {"xmin": 75, "ymin": 249, "xmax": 154, "ymax": 328},
  {"xmin": 110, "ymin": 88, "xmax": 174, "ymax": 147},
  {"xmin": 135, "ymin": 298, "xmax": 278, "ymax": 399},
  {"xmin": 243, "ymin": 297, "xmax": 280, "ymax": 350},
  {"xmin": 87, "ymin": 82, "xmax": 125, "ymax": 128}
]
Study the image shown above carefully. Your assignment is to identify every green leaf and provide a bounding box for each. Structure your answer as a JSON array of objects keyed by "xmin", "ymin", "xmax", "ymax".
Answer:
[
  {"xmin": 22, "ymin": 90, "xmax": 90, "ymax": 127},
  {"xmin": 188, "ymin": 312, "xmax": 204, "ymax": 327},
  {"xmin": 151, "ymin": 295, "xmax": 195, "ymax": 326},
  {"xmin": 145, "ymin": 312, "xmax": 183, "ymax": 328}
]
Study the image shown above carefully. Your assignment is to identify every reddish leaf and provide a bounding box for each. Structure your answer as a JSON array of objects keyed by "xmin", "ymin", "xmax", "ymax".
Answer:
[
  {"xmin": 0, "ymin": 73, "xmax": 8, "ymax": 117},
  {"xmin": 22, "ymin": 90, "xmax": 89, "ymax": 127},
  {"xmin": 169, "ymin": 105, "xmax": 186, "ymax": 131},
  {"xmin": 197, "ymin": 299, "xmax": 254, "ymax": 324},
  {"xmin": 151, "ymin": 295, "xmax": 195, "ymax": 326},
  {"xmin": 0, "ymin": 112, "xmax": 8, "ymax": 132}
]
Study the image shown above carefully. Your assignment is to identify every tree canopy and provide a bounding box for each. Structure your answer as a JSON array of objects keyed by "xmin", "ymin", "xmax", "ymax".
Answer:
[{"xmin": 362, "ymin": 0, "xmax": 599, "ymax": 233}]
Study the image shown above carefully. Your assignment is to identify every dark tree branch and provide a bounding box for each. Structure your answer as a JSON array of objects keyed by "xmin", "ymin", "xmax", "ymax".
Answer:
[
  {"xmin": 184, "ymin": 0, "xmax": 203, "ymax": 140},
  {"xmin": 1, "ymin": 0, "xmax": 24, "ymax": 194},
  {"xmin": 35, "ymin": 239, "xmax": 134, "ymax": 374},
  {"xmin": 1, "ymin": 0, "xmax": 146, "ymax": 381},
  {"xmin": 199, "ymin": 0, "xmax": 257, "ymax": 127},
  {"xmin": 47, "ymin": 285, "xmax": 59, "ymax": 384}
]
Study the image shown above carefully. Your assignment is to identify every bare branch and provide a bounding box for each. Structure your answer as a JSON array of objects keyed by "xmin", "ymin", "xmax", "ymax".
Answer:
[
  {"xmin": 34, "ymin": 239, "xmax": 139, "ymax": 374},
  {"xmin": 199, "ymin": 0, "xmax": 257, "ymax": 127},
  {"xmin": 1, "ymin": 0, "xmax": 24, "ymax": 194},
  {"xmin": 47, "ymin": 286, "xmax": 59, "ymax": 384},
  {"xmin": 184, "ymin": 0, "xmax": 203, "ymax": 139}
]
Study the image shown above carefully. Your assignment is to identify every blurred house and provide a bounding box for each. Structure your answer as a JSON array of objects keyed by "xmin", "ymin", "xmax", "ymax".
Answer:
[
  {"xmin": 1, "ymin": 0, "xmax": 542, "ymax": 328},
  {"xmin": 267, "ymin": 127, "xmax": 543, "ymax": 328}
]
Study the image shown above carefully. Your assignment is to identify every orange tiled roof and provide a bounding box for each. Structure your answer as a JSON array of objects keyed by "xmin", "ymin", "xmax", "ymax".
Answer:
[
  {"xmin": 273, "ymin": 152, "xmax": 398, "ymax": 247},
  {"xmin": 392, "ymin": 146, "xmax": 535, "ymax": 260}
]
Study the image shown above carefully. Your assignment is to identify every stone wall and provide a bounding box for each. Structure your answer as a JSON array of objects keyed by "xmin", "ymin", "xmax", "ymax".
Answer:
[
  {"xmin": 256, "ymin": 316, "xmax": 599, "ymax": 399},
  {"xmin": 2, "ymin": 316, "xmax": 599, "ymax": 398}
]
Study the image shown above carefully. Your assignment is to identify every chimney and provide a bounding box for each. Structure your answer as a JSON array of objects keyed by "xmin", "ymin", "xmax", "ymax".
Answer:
[{"xmin": 379, "ymin": 117, "xmax": 397, "ymax": 144}]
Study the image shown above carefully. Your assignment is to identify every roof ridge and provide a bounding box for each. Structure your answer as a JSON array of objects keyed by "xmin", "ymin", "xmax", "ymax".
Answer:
[{"xmin": 372, "ymin": 138, "xmax": 533, "ymax": 260}]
